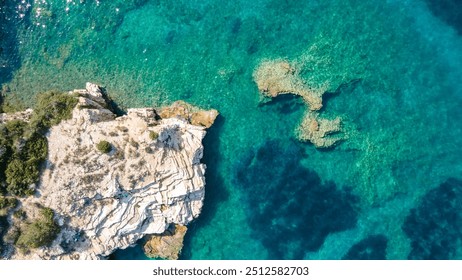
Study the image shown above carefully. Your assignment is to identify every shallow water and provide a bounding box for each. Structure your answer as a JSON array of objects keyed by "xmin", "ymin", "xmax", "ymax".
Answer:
[{"xmin": 1, "ymin": 0, "xmax": 462, "ymax": 259}]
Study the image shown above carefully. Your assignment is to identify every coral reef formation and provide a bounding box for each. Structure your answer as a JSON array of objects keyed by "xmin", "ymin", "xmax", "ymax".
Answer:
[
  {"xmin": 253, "ymin": 59, "xmax": 343, "ymax": 148},
  {"xmin": 2, "ymin": 83, "xmax": 216, "ymax": 259}
]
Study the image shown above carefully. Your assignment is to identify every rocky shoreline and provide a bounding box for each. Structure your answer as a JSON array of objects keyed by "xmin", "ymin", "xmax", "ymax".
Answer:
[{"xmin": 1, "ymin": 83, "xmax": 218, "ymax": 260}]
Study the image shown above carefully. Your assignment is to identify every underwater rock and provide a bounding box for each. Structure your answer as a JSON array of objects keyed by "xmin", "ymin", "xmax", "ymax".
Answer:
[
  {"xmin": 159, "ymin": 100, "xmax": 219, "ymax": 129},
  {"xmin": 143, "ymin": 224, "xmax": 188, "ymax": 260},
  {"xmin": 297, "ymin": 112, "xmax": 343, "ymax": 148},
  {"xmin": 253, "ymin": 59, "xmax": 325, "ymax": 111},
  {"xmin": 7, "ymin": 83, "xmax": 216, "ymax": 260},
  {"xmin": 342, "ymin": 235, "xmax": 388, "ymax": 260},
  {"xmin": 236, "ymin": 140, "xmax": 358, "ymax": 259},
  {"xmin": 402, "ymin": 178, "xmax": 462, "ymax": 260},
  {"xmin": 253, "ymin": 60, "xmax": 343, "ymax": 148}
]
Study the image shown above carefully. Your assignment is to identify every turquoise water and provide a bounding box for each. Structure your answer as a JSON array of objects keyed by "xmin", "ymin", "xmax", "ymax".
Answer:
[{"xmin": 1, "ymin": 0, "xmax": 462, "ymax": 259}]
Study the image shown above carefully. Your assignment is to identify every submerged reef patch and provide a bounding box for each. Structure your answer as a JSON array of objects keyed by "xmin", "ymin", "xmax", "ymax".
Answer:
[
  {"xmin": 253, "ymin": 60, "xmax": 326, "ymax": 111},
  {"xmin": 342, "ymin": 234, "xmax": 388, "ymax": 260},
  {"xmin": 235, "ymin": 140, "xmax": 359, "ymax": 259},
  {"xmin": 402, "ymin": 178, "xmax": 462, "ymax": 260},
  {"xmin": 253, "ymin": 59, "xmax": 344, "ymax": 148}
]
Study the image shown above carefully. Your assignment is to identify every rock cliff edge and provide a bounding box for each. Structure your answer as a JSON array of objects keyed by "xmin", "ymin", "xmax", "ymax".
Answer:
[{"xmin": 8, "ymin": 83, "xmax": 218, "ymax": 259}]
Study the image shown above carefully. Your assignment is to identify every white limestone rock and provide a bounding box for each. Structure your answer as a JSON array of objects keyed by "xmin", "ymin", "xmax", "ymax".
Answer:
[
  {"xmin": 0, "ymin": 108, "xmax": 33, "ymax": 124},
  {"xmin": 10, "ymin": 83, "xmax": 214, "ymax": 259}
]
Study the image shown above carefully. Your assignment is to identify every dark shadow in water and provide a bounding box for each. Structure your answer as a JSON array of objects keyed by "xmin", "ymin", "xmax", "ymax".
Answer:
[
  {"xmin": 258, "ymin": 94, "xmax": 305, "ymax": 115},
  {"xmin": 0, "ymin": 2, "xmax": 24, "ymax": 90},
  {"xmin": 100, "ymin": 87, "xmax": 127, "ymax": 116},
  {"xmin": 109, "ymin": 239, "xmax": 151, "ymax": 260},
  {"xmin": 425, "ymin": 0, "xmax": 462, "ymax": 35},
  {"xmin": 180, "ymin": 115, "xmax": 229, "ymax": 259},
  {"xmin": 403, "ymin": 178, "xmax": 462, "ymax": 260},
  {"xmin": 230, "ymin": 17, "xmax": 242, "ymax": 35},
  {"xmin": 235, "ymin": 139, "xmax": 359, "ymax": 259},
  {"xmin": 342, "ymin": 234, "xmax": 388, "ymax": 260}
]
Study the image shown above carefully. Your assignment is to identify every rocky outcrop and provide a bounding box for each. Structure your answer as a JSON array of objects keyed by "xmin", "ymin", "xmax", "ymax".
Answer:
[
  {"xmin": 298, "ymin": 112, "xmax": 342, "ymax": 148},
  {"xmin": 0, "ymin": 109, "xmax": 33, "ymax": 124},
  {"xmin": 143, "ymin": 224, "xmax": 188, "ymax": 260},
  {"xmin": 253, "ymin": 60, "xmax": 326, "ymax": 111},
  {"xmin": 9, "ymin": 83, "xmax": 216, "ymax": 259},
  {"xmin": 253, "ymin": 59, "xmax": 344, "ymax": 148},
  {"xmin": 159, "ymin": 101, "xmax": 219, "ymax": 129}
]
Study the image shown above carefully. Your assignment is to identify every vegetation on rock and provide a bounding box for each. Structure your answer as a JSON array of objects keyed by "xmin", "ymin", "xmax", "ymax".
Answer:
[
  {"xmin": 5, "ymin": 159, "xmax": 39, "ymax": 196},
  {"xmin": 15, "ymin": 207, "xmax": 60, "ymax": 251},
  {"xmin": 0, "ymin": 215, "xmax": 8, "ymax": 255},
  {"xmin": 96, "ymin": 140, "xmax": 112, "ymax": 153},
  {"xmin": 0, "ymin": 91, "xmax": 76, "ymax": 256},
  {"xmin": 149, "ymin": 131, "xmax": 159, "ymax": 140},
  {"xmin": 0, "ymin": 196, "xmax": 18, "ymax": 211},
  {"xmin": 29, "ymin": 91, "xmax": 78, "ymax": 134},
  {"xmin": 0, "ymin": 196, "xmax": 17, "ymax": 254},
  {"xmin": 0, "ymin": 91, "xmax": 76, "ymax": 197},
  {"xmin": 0, "ymin": 94, "xmax": 26, "ymax": 114}
]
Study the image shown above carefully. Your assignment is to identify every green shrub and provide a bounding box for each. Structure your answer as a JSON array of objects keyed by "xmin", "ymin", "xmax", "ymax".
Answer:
[
  {"xmin": 4, "ymin": 120, "xmax": 27, "ymax": 141},
  {"xmin": 29, "ymin": 91, "xmax": 78, "ymax": 133},
  {"xmin": 5, "ymin": 158, "xmax": 38, "ymax": 196},
  {"xmin": 0, "ymin": 196, "xmax": 17, "ymax": 210},
  {"xmin": 0, "ymin": 94, "xmax": 26, "ymax": 114},
  {"xmin": 96, "ymin": 140, "xmax": 112, "ymax": 153},
  {"xmin": 149, "ymin": 131, "xmax": 159, "ymax": 140},
  {"xmin": 13, "ymin": 209, "xmax": 26, "ymax": 220},
  {"xmin": 16, "ymin": 207, "xmax": 60, "ymax": 250},
  {"xmin": 0, "ymin": 215, "xmax": 8, "ymax": 254},
  {"xmin": 22, "ymin": 133, "xmax": 48, "ymax": 162},
  {"xmin": 0, "ymin": 91, "xmax": 77, "ymax": 197},
  {"xmin": 0, "ymin": 143, "xmax": 12, "ymax": 190},
  {"xmin": 1, "ymin": 133, "xmax": 46, "ymax": 197}
]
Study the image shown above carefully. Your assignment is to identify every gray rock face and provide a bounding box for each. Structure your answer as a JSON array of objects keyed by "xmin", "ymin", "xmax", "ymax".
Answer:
[
  {"xmin": 0, "ymin": 109, "xmax": 33, "ymax": 124},
  {"xmin": 11, "ymin": 83, "xmax": 214, "ymax": 259}
]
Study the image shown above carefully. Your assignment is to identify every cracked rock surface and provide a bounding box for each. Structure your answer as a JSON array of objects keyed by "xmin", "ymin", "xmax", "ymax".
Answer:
[{"xmin": 11, "ymin": 83, "xmax": 216, "ymax": 259}]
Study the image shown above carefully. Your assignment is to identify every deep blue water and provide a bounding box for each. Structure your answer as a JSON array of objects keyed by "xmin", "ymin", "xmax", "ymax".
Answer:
[{"xmin": 1, "ymin": 0, "xmax": 462, "ymax": 259}]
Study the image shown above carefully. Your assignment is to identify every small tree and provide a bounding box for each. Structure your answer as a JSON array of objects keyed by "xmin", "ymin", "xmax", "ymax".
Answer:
[
  {"xmin": 0, "ymin": 197, "xmax": 17, "ymax": 211},
  {"xmin": 149, "ymin": 131, "xmax": 159, "ymax": 140},
  {"xmin": 96, "ymin": 140, "xmax": 112, "ymax": 153},
  {"xmin": 15, "ymin": 207, "xmax": 60, "ymax": 251},
  {"xmin": 5, "ymin": 159, "xmax": 38, "ymax": 196}
]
